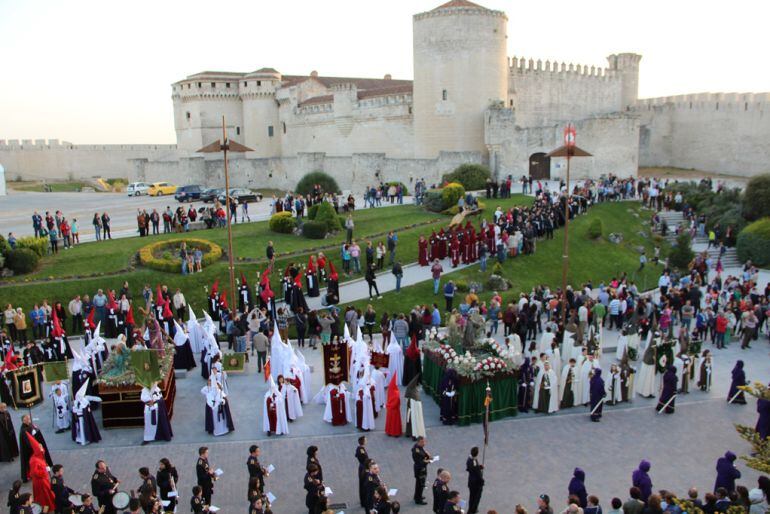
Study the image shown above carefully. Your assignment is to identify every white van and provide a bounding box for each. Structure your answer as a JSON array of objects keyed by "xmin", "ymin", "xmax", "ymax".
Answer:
[{"xmin": 127, "ymin": 182, "xmax": 150, "ymax": 196}]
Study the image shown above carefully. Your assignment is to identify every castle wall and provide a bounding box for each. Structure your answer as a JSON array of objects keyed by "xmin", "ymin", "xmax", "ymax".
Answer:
[
  {"xmin": 485, "ymin": 108, "xmax": 639, "ymax": 180},
  {"xmin": 637, "ymin": 93, "xmax": 770, "ymax": 176},
  {"xmin": 278, "ymin": 94, "xmax": 415, "ymax": 159},
  {"xmin": 509, "ymin": 57, "xmax": 623, "ymax": 128},
  {"xmin": 130, "ymin": 150, "xmax": 483, "ymax": 194},
  {"xmin": 0, "ymin": 140, "xmax": 177, "ymax": 181}
]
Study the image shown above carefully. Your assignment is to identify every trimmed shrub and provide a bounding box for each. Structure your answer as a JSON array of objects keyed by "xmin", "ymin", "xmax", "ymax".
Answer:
[
  {"xmin": 6, "ymin": 248, "xmax": 40, "ymax": 274},
  {"xmin": 295, "ymin": 171, "xmax": 340, "ymax": 196},
  {"xmin": 138, "ymin": 238, "xmax": 223, "ymax": 273},
  {"xmin": 314, "ymin": 201, "xmax": 342, "ymax": 232},
  {"xmin": 307, "ymin": 203, "xmax": 320, "ymax": 220},
  {"xmin": 302, "ymin": 220, "xmax": 328, "ymax": 239},
  {"xmin": 491, "ymin": 262, "xmax": 503, "ymax": 276},
  {"xmin": 587, "ymin": 218, "xmax": 603, "ymax": 239},
  {"xmin": 424, "ymin": 190, "xmax": 445, "ymax": 213},
  {"xmin": 16, "ymin": 236, "xmax": 48, "ymax": 258},
  {"xmin": 269, "ymin": 212, "xmax": 296, "ymax": 234},
  {"xmin": 743, "ymin": 174, "xmax": 770, "ymax": 221},
  {"xmin": 736, "ymin": 218, "xmax": 770, "ymax": 267},
  {"xmin": 384, "ymin": 181, "xmax": 409, "ymax": 196},
  {"xmin": 442, "ymin": 164, "xmax": 491, "ymax": 191},
  {"xmin": 669, "ymin": 232, "xmax": 695, "ymax": 271},
  {"xmin": 441, "ymin": 183, "xmax": 466, "ymax": 210}
]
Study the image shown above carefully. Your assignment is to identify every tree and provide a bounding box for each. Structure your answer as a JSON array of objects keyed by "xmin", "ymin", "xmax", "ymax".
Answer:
[{"xmin": 742, "ymin": 174, "xmax": 770, "ymax": 221}]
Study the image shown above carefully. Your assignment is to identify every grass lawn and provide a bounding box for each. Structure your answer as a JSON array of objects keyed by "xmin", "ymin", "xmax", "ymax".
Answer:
[
  {"xmin": 1, "ymin": 195, "xmax": 534, "ymax": 329},
  {"xmin": 340, "ymin": 201, "xmax": 667, "ymax": 317},
  {"xmin": 8, "ymin": 180, "xmax": 89, "ymax": 192}
]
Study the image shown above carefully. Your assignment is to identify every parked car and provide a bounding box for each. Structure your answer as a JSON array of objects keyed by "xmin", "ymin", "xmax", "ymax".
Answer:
[
  {"xmin": 147, "ymin": 182, "xmax": 178, "ymax": 196},
  {"xmin": 217, "ymin": 188, "xmax": 263, "ymax": 204},
  {"xmin": 175, "ymin": 184, "xmax": 203, "ymax": 202},
  {"xmin": 127, "ymin": 182, "xmax": 150, "ymax": 197},
  {"xmin": 200, "ymin": 188, "xmax": 224, "ymax": 203}
]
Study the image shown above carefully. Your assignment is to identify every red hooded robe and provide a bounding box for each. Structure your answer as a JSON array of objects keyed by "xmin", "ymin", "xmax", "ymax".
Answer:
[{"xmin": 384, "ymin": 373, "xmax": 402, "ymax": 436}]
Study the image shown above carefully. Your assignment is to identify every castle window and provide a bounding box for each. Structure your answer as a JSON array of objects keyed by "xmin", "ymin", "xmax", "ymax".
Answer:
[
  {"xmin": 187, "ymin": 84, "xmax": 191, "ymax": 89},
  {"xmin": 211, "ymin": 82, "xmax": 216, "ymax": 88},
  {"xmin": 282, "ymin": 122, "xmax": 286, "ymax": 134},
  {"xmin": 257, "ymin": 80, "xmax": 262, "ymax": 86},
  {"xmin": 186, "ymin": 111, "xmax": 191, "ymax": 120},
  {"xmin": 268, "ymin": 126, "xmax": 274, "ymax": 137},
  {"xmin": 236, "ymin": 126, "xmax": 240, "ymax": 135},
  {"xmin": 442, "ymin": 89, "xmax": 448, "ymax": 101},
  {"xmin": 689, "ymin": 102, "xmax": 692, "ymax": 109},
  {"xmin": 745, "ymin": 102, "xmax": 749, "ymax": 111},
  {"xmin": 244, "ymin": 81, "xmax": 247, "ymax": 87},
  {"xmin": 510, "ymin": 100, "xmax": 513, "ymax": 107},
  {"xmin": 226, "ymin": 82, "xmax": 231, "ymax": 88},
  {"xmin": 197, "ymin": 82, "xmax": 202, "ymax": 88},
  {"xmin": 716, "ymin": 102, "xmax": 719, "ymax": 110}
]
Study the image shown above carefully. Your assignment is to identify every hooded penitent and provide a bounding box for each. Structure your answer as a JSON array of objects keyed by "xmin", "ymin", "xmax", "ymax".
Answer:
[
  {"xmin": 632, "ymin": 460, "xmax": 652, "ymax": 501},
  {"xmin": 26, "ymin": 432, "xmax": 55, "ymax": 511},
  {"xmin": 384, "ymin": 372, "xmax": 402, "ymax": 436},
  {"xmin": 568, "ymin": 467, "xmax": 588, "ymax": 508}
]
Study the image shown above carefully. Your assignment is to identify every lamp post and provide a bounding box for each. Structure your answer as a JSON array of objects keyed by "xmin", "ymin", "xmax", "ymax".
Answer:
[
  {"xmin": 197, "ymin": 116, "xmax": 254, "ymax": 311},
  {"xmin": 547, "ymin": 124, "xmax": 592, "ymax": 328}
]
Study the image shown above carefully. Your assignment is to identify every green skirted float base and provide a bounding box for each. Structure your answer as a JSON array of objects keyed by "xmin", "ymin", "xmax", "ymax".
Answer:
[{"xmin": 421, "ymin": 356, "xmax": 518, "ymax": 426}]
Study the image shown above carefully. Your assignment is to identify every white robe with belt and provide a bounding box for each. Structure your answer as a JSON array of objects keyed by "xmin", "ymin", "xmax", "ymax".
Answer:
[
  {"xmin": 141, "ymin": 385, "xmax": 163, "ymax": 442},
  {"xmin": 280, "ymin": 383, "xmax": 303, "ymax": 421},
  {"xmin": 533, "ymin": 368, "xmax": 559, "ymax": 413}
]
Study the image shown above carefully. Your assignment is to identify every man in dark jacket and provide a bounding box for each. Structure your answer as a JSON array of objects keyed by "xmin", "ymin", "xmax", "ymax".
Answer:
[{"xmin": 466, "ymin": 447, "xmax": 484, "ymax": 514}]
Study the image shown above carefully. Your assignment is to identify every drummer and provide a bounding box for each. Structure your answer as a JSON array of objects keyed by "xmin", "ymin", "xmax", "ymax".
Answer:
[
  {"xmin": 51, "ymin": 464, "xmax": 77, "ymax": 513},
  {"xmin": 76, "ymin": 494, "xmax": 98, "ymax": 513},
  {"xmin": 91, "ymin": 460, "xmax": 119, "ymax": 514}
]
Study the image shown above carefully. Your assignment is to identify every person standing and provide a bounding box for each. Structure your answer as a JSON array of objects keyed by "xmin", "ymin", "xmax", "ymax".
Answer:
[
  {"xmin": 657, "ymin": 366, "xmax": 678, "ymax": 414},
  {"xmin": 589, "ymin": 369, "xmax": 606, "ymax": 422},
  {"xmin": 0, "ymin": 403, "xmax": 19, "ymax": 463},
  {"xmin": 366, "ymin": 263, "xmax": 382, "ymax": 300},
  {"xmin": 345, "ymin": 215, "xmax": 355, "ymax": 244},
  {"xmin": 714, "ymin": 451, "xmax": 741, "ymax": 493},
  {"xmin": 387, "ymin": 231, "xmax": 398, "ymax": 265},
  {"xmin": 19, "ymin": 414, "xmax": 52, "ymax": 482},
  {"xmin": 247, "ymin": 445, "xmax": 267, "ymax": 498},
  {"xmin": 412, "ymin": 436, "xmax": 432, "ymax": 505},
  {"xmin": 156, "ymin": 458, "xmax": 178, "ymax": 513},
  {"xmin": 431, "ymin": 259, "xmax": 444, "ymax": 295},
  {"xmin": 466, "ymin": 447, "xmax": 484, "ymax": 514},
  {"xmin": 196, "ymin": 447, "xmax": 216, "ymax": 506},
  {"xmin": 442, "ymin": 490, "xmax": 463, "ymax": 513},
  {"xmin": 392, "ymin": 261, "xmax": 404, "ymax": 293},
  {"xmin": 141, "ymin": 381, "xmax": 173, "ymax": 444},
  {"xmin": 356, "ymin": 436, "xmax": 370, "ymax": 507},
  {"xmin": 101, "ymin": 212, "xmax": 111, "ymax": 240},
  {"xmin": 631, "ymin": 461, "xmax": 653, "ymax": 503},
  {"xmin": 443, "ymin": 281, "xmax": 455, "ymax": 312},
  {"xmin": 91, "ymin": 460, "xmax": 120, "ymax": 514},
  {"xmin": 433, "ymin": 469, "xmax": 450, "ymax": 514}
]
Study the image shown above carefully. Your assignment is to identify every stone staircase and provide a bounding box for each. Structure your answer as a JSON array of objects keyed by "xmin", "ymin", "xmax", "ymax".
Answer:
[{"xmin": 654, "ymin": 210, "xmax": 741, "ymax": 268}]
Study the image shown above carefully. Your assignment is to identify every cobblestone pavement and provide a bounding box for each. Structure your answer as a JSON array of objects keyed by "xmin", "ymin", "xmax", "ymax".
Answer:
[{"xmin": 2, "ymin": 330, "xmax": 768, "ymax": 513}]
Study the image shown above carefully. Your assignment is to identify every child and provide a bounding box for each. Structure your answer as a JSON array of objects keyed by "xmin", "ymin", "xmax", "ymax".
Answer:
[{"xmin": 194, "ymin": 247, "xmax": 203, "ymax": 273}]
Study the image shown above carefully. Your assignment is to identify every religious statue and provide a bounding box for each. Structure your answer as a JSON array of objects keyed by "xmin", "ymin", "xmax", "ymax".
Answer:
[{"xmin": 101, "ymin": 342, "xmax": 129, "ymax": 378}]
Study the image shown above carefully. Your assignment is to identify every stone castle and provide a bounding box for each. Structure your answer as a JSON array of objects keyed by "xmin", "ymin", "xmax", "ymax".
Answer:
[{"xmin": 1, "ymin": 0, "xmax": 768, "ymax": 191}]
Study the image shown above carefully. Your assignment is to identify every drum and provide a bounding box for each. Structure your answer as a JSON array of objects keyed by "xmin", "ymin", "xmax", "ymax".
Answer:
[
  {"xmin": 31, "ymin": 503, "xmax": 42, "ymax": 514},
  {"xmin": 69, "ymin": 493, "xmax": 83, "ymax": 506},
  {"xmin": 112, "ymin": 491, "xmax": 131, "ymax": 509}
]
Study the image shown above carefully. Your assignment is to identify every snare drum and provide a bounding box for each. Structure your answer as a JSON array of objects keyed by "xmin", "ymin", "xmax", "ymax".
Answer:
[
  {"xmin": 112, "ymin": 491, "xmax": 131, "ymax": 510},
  {"xmin": 31, "ymin": 503, "xmax": 42, "ymax": 514},
  {"xmin": 69, "ymin": 493, "xmax": 83, "ymax": 506}
]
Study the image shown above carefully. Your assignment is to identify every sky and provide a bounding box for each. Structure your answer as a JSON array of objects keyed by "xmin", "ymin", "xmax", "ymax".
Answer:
[{"xmin": 1, "ymin": 0, "xmax": 768, "ymax": 144}]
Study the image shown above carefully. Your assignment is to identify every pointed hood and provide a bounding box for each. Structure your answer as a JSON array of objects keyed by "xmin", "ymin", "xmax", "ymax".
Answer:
[
  {"xmin": 266, "ymin": 375, "xmax": 280, "ymax": 397},
  {"xmin": 260, "ymin": 268, "xmax": 270, "ymax": 287},
  {"xmin": 173, "ymin": 320, "xmax": 188, "ymax": 347},
  {"xmin": 26, "ymin": 432, "xmax": 45, "ymax": 459},
  {"xmin": 307, "ymin": 255, "xmax": 315, "ymax": 273},
  {"xmin": 188, "ymin": 305, "xmax": 197, "ymax": 323},
  {"xmin": 108, "ymin": 291, "xmax": 118, "ymax": 310},
  {"xmin": 329, "ymin": 261, "xmax": 338, "ymax": 280},
  {"xmin": 294, "ymin": 272, "xmax": 303, "ymax": 289},
  {"xmin": 219, "ymin": 291, "xmax": 228, "ymax": 310},
  {"xmin": 156, "ymin": 284, "xmax": 165, "ymax": 306},
  {"xmin": 93, "ymin": 321, "xmax": 102, "ymax": 341},
  {"xmin": 387, "ymin": 332, "xmax": 402, "ymax": 354},
  {"xmin": 405, "ymin": 373, "xmax": 421, "ymax": 400},
  {"xmin": 86, "ymin": 308, "xmax": 96, "ymax": 330},
  {"xmin": 75, "ymin": 378, "xmax": 90, "ymax": 400},
  {"xmin": 210, "ymin": 279, "xmax": 219, "ymax": 297},
  {"xmin": 387, "ymin": 372, "xmax": 400, "ymax": 398},
  {"xmin": 240, "ymin": 272, "xmax": 248, "ymax": 287},
  {"xmin": 343, "ymin": 322, "xmax": 352, "ymax": 344},
  {"xmin": 52, "ymin": 308, "xmax": 64, "ymax": 337},
  {"xmin": 162, "ymin": 299, "xmax": 173, "ymax": 319},
  {"xmin": 126, "ymin": 306, "xmax": 135, "ymax": 325}
]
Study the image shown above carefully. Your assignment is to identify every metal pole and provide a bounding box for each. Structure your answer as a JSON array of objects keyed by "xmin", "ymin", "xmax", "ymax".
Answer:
[
  {"xmin": 222, "ymin": 116, "xmax": 237, "ymax": 312},
  {"xmin": 560, "ymin": 151, "xmax": 572, "ymax": 328}
]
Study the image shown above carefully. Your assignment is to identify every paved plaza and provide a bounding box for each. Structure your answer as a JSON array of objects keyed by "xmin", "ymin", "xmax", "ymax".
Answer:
[{"xmin": 1, "ymin": 322, "xmax": 768, "ymax": 512}]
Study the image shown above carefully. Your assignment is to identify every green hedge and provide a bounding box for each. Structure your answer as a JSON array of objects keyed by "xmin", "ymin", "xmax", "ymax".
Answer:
[
  {"xmin": 587, "ymin": 218, "xmax": 603, "ymax": 239},
  {"xmin": 295, "ymin": 171, "xmax": 341, "ymax": 196},
  {"xmin": 441, "ymin": 183, "xmax": 466, "ymax": 210},
  {"xmin": 424, "ymin": 190, "xmax": 445, "ymax": 213},
  {"xmin": 736, "ymin": 218, "xmax": 770, "ymax": 266},
  {"xmin": 314, "ymin": 201, "xmax": 342, "ymax": 232},
  {"xmin": 743, "ymin": 174, "xmax": 770, "ymax": 221},
  {"xmin": 16, "ymin": 236, "xmax": 49, "ymax": 258},
  {"xmin": 138, "ymin": 238, "xmax": 223, "ymax": 273},
  {"xmin": 269, "ymin": 211, "xmax": 296, "ymax": 234},
  {"xmin": 307, "ymin": 203, "xmax": 320, "ymax": 220},
  {"xmin": 669, "ymin": 232, "xmax": 694, "ymax": 271},
  {"xmin": 442, "ymin": 164, "xmax": 491, "ymax": 191},
  {"xmin": 302, "ymin": 220, "xmax": 328, "ymax": 239},
  {"xmin": 7, "ymin": 248, "xmax": 40, "ymax": 274}
]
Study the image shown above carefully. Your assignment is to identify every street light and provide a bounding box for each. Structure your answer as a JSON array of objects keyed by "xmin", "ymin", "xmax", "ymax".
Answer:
[
  {"xmin": 547, "ymin": 124, "xmax": 592, "ymax": 328},
  {"xmin": 197, "ymin": 116, "xmax": 254, "ymax": 312}
]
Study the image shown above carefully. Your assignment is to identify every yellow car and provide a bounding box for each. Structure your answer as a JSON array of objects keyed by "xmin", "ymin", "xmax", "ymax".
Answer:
[{"xmin": 147, "ymin": 182, "xmax": 178, "ymax": 196}]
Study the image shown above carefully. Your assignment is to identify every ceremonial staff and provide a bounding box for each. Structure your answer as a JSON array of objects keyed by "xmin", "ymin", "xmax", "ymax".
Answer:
[
  {"xmin": 197, "ymin": 118, "xmax": 254, "ymax": 312},
  {"xmin": 482, "ymin": 382, "xmax": 492, "ymax": 465}
]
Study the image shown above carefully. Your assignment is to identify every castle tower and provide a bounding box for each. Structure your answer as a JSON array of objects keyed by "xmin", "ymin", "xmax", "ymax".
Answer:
[
  {"xmin": 413, "ymin": 0, "xmax": 508, "ymax": 159},
  {"xmin": 241, "ymin": 68, "xmax": 281, "ymax": 156},
  {"xmin": 607, "ymin": 53, "xmax": 642, "ymax": 111}
]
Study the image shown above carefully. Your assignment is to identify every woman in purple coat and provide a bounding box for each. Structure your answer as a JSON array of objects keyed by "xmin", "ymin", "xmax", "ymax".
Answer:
[
  {"xmin": 714, "ymin": 451, "xmax": 741, "ymax": 493},
  {"xmin": 568, "ymin": 468, "xmax": 588, "ymax": 508},
  {"xmin": 589, "ymin": 369, "xmax": 606, "ymax": 422},
  {"xmin": 632, "ymin": 460, "xmax": 653, "ymax": 502},
  {"xmin": 657, "ymin": 366, "xmax": 678, "ymax": 414},
  {"xmin": 755, "ymin": 389, "xmax": 770, "ymax": 440},
  {"xmin": 727, "ymin": 360, "xmax": 747, "ymax": 404}
]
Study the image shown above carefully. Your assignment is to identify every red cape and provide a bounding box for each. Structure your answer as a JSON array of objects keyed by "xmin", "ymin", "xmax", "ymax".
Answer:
[{"xmin": 384, "ymin": 373, "xmax": 402, "ymax": 436}]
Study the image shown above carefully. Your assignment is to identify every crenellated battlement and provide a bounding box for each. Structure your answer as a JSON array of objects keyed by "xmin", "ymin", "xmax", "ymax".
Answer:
[
  {"xmin": 509, "ymin": 56, "xmax": 619, "ymax": 81},
  {"xmin": 636, "ymin": 92, "xmax": 770, "ymax": 111},
  {"xmin": 0, "ymin": 139, "xmax": 177, "ymax": 151},
  {"xmin": 295, "ymin": 91, "xmax": 413, "ymax": 116}
]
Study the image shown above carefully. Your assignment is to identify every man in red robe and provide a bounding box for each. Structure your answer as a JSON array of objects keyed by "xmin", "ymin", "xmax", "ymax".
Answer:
[
  {"xmin": 429, "ymin": 231, "xmax": 439, "ymax": 262},
  {"xmin": 437, "ymin": 228, "xmax": 448, "ymax": 260},
  {"xmin": 26, "ymin": 433, "xmax": 55, "ymax": 513},
  {"xmin": 469, "ymin": 228, "xmax": 478, "ymax": 262},
  {"xmin": 450, "ymin": 232, "xmax": 461, "ymax": 268},
  {"xmin": 418, "ymin": 236, "xmax": 429, "ymax": 266},
  {"xmin": 384, "ymin": 374, "xmax": 402, "ymax": 436},
  {"xmin": 329, "ymin": 388, "xmax": 347, "ymax": 426}
]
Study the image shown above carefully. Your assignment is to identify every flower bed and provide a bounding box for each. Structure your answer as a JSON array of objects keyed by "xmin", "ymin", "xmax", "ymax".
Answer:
[
  {"xmin": 97, "ymin": 343, "xmax": 176, "ymax": 388},
  {"xmin": 423, "ymin": 333, "xmax": 522, "ymax": 383},
  {"xmin": 138, "ymin": 238, "xmax": 223, "ymax": 273}
]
